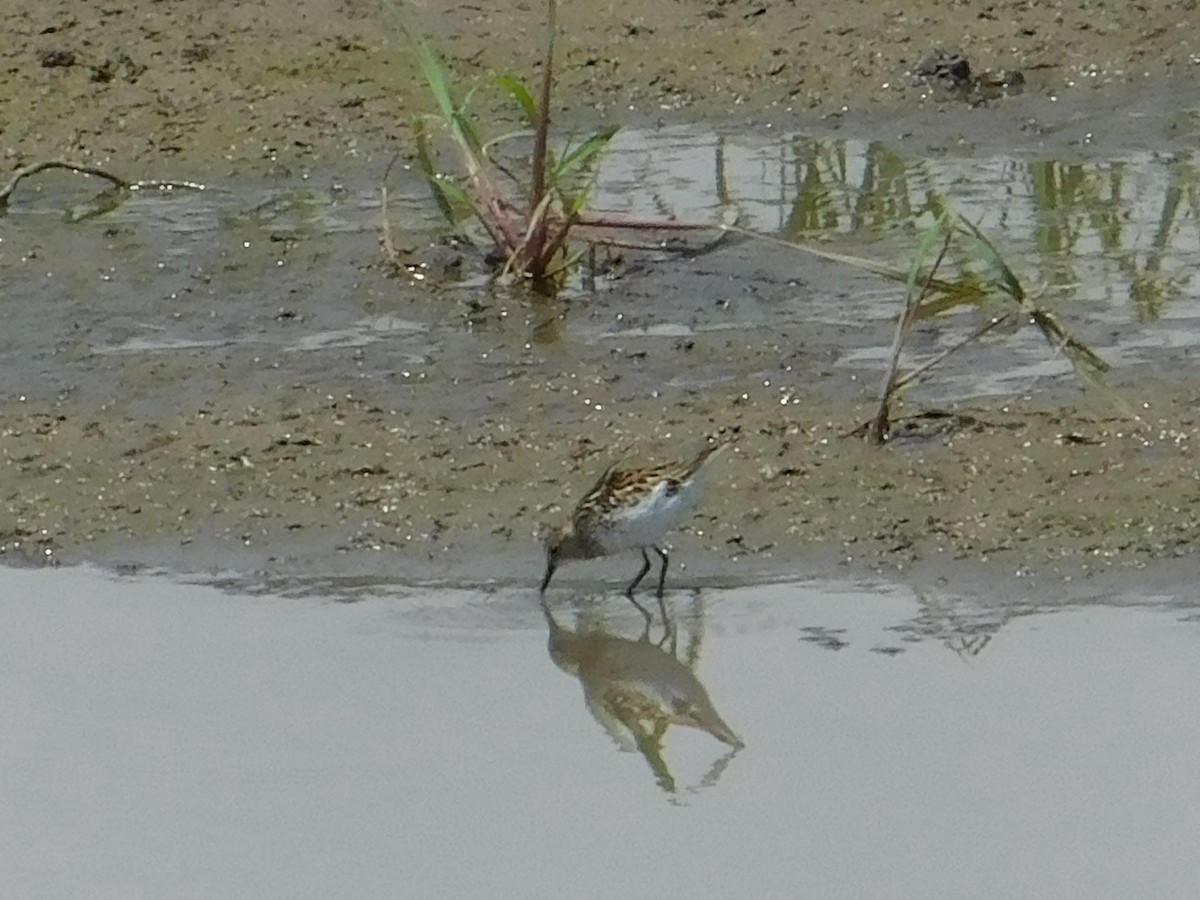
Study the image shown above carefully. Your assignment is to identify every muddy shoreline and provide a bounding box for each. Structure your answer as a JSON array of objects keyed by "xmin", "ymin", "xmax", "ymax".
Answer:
[
  {"xmin": 4, "ymin": 0, "xmax": 1200, "ymax": 595},
  {"xmin": 5, "ymin": 362, "xmax": 1200, "ymax": 595}
]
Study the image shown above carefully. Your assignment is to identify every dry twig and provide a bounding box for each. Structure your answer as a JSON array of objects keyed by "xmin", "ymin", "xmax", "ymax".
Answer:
[{"xmin": 0, "ymin": 159, "xmax": 203, "ymax": 210}]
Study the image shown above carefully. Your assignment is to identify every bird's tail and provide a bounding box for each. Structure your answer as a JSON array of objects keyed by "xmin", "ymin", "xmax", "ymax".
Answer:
[{"xmin": 683, "ymin": 440, "xmax": 730, "ymax": 479}]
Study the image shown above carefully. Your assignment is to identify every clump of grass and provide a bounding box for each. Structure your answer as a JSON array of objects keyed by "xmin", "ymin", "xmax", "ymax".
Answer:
[
  {"xmin": 387, "ymin": 0, "xmax": 615, "ymax": 290},
  {"xmin": 724, "ymin": 210, "xmax": 1133, "ymax": 444},
  {"xmin": 386, "ymin": 0, "xmax": 724, "ymax": 292},
  {"xmin": 862, "ymin": 208, "xmax": 1129, "ymax": 444}
]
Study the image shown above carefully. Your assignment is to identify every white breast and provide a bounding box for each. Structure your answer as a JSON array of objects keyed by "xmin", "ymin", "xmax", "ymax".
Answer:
[{"xmin": 596, "ymin": 477, "xmax": 705, "ymax": 552}]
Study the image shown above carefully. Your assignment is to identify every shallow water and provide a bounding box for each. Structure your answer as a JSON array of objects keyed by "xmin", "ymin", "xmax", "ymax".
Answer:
[
  {"xmin": 5, "ymin": 564, "xmax": 1199, "ymax": 898},
  {"xmin": 597, "ymin": 124, "xmax": 1200, "ymax": 398},
  {"xmin": 4, "ymin": 114, "xmax": 1200, "ymax": 408}
]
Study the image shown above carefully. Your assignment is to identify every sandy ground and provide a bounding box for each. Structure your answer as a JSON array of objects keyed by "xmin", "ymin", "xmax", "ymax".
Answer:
[{"xmin": 3, "ymin": 0, "xmax": 1200, "ymax": 593}]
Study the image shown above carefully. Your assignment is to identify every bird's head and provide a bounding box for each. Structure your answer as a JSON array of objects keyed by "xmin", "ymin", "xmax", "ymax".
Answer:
[{"xmin": 538, "ymin": 521, "xmax": 595, "ymax": 594}]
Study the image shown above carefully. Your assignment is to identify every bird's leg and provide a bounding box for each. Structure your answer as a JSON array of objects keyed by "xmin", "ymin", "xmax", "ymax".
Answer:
[
  {"xmin": 652, "ymin": 545, "xmax": 670, "ymax": 599},
  {"xmin": 626, "ymin": 548, "xmax": 652, "ymax": 595},
  {"xmin": 614, "ymin": 549, "xmax": 652, "ymax": 628}
]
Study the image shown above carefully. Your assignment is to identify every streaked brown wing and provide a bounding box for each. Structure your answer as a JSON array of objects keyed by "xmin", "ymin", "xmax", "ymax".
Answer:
[
  {"xmin": 605, "ymin": 464, "xmax": 674, "ymax": 495},
  {"xmin": 571, "ymin": 445, "xmax": 725, "ymax": 523},
  {"xmin": 571, "ymin": 462, "xmax": 622, "ymax": 526},
  {"xmin": 573, "ymin": 462, "xmax": 671, "ymax": 523}
]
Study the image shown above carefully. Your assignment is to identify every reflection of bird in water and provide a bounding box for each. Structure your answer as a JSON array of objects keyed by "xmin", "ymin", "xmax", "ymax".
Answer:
[
  {"xmin": 540, "ymin": 443, "xmax": 727, "ymax": 623},
  {"xmin": 540, "ymin": 595, "xmax": 742, "ymax": 794}
]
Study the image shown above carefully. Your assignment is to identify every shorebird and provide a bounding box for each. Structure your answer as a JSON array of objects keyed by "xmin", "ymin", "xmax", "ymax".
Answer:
[{"xmin": 539, "ymin": 442, "xmax": 726, "ymax": 616}]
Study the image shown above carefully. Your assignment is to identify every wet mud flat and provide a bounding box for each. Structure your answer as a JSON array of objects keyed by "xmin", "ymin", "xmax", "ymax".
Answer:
[
  {"xmin": 4, "ymin": 191, "xmax": 1200, "ymax": 592},
  {"xmin": 3, "ymin": 1, "xmax": 1200, "ymax": 593},
  {"xmin": 5, "ymin": 379, "xmax": 1199, "ymax": 592}
]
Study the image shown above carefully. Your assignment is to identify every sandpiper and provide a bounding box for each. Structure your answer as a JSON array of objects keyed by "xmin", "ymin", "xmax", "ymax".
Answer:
[{"xmin": 539, "ymin": 442, "xmax": 727, "ymax": 615}]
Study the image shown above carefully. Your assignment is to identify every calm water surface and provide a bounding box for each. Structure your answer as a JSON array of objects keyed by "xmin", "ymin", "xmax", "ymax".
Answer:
[{"xmin": 4, "ymin": 565, "xmax": 1198, "ymax": 898}]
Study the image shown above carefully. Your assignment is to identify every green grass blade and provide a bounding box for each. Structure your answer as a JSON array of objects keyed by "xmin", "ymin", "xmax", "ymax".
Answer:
[
  {"xmin": 553, "ymin": 126, "xmax": 620, "ymax": 184},
  {"xmin": 1028, "ymin": 308, "xmax": 1111, "ymax": 375},
  {"xmin": 951, "ymin": 211, "xmax": 1127, "ymax": 412},
  {"xmin": 904, "ymin": 212, "xmax": 949, "ymax": 313},
  {"xmin": 956, "ymin": 212, "xmax": 1110, "ymax": 374},
  {"xmin": 414, "ymin": 119, "xmax": 471, "ymax": 225},
  {"xmin": 956, "ymin": 215, "xmax": 1025, "ymax": 302},
  {"xmin": 495, "ymin": 76, "xmax": 539, "ymax": 126},
  {"xmin": 399, "ymin": 21, "xmax": 458, "ymax": 125},
  {"xmin": 552, "ymin": 126, "xmax": 618, "ymax": 214},
  {"xmin": 388, "ymin": 2, "xmax": 483, "ymax": 156},
  {"xmin": 564, "ymin": 180, "xmax": 596, "ymax": 217},
  {"xmin": 413, "ymin": 119, "xmax": 454, "ymax": 221}
]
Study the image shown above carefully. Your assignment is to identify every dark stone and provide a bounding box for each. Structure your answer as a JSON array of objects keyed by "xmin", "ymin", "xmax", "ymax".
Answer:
[
  {"xmin": 910, "ymin": 48, "xmax": 1024, "ymax": 103},
  {"xmin": 913, "ymin": 49, "xmax": 972, "ymax": 87}
]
